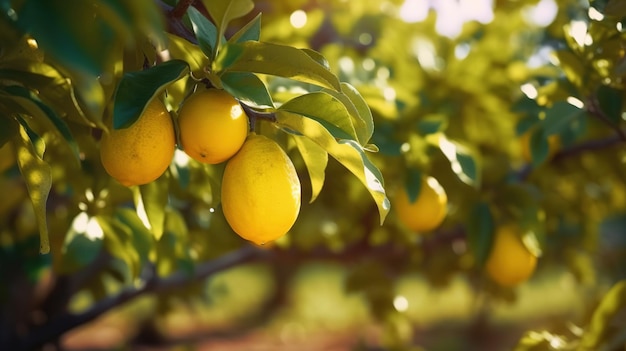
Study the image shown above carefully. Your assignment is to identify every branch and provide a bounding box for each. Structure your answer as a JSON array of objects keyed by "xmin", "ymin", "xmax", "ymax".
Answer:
[
  {"xmin": 157, "ymin": 0, "xmax": 197, "ymax": 44},
  {"xmin": 170, "ymin": 0, "xmax": 195, "ymax": 19},
  {"xmin": 240, "ymin": 102, "xmax": 277, "ymax": 131},
  {"xmin": 8, "ymin": 245, "xmax": 267, "ymax": 351}
]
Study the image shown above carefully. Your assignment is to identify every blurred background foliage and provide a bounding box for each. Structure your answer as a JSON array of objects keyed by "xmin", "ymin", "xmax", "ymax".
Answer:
[{"xmin": 1, "ymin": 0, "xmax": 626, "ymax": 350}]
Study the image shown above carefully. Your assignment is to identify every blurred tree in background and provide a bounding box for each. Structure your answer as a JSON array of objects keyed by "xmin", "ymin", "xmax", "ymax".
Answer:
[{"xmin": 1, "ymin": 0, "xmax": 626, "ymax": 350}]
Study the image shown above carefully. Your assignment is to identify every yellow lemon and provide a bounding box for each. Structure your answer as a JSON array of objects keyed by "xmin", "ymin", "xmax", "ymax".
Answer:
[
  {"xmin": 221, "ymin": 134, "xmax": 301, "ymax": 245},
  {"xmin": 485, "ymin": 225, "xmax": 538, "ymax": 287},
  {"xmin": 100, "ymin": 99, "xmax": 175, "ymax": 186},
  {"xmin": 395, "ymin": 176, "xmax": 448, "ymax": 233},
  {"xmin": 178, "ymin": 89, "xmax": 248, "ymax": 164}
]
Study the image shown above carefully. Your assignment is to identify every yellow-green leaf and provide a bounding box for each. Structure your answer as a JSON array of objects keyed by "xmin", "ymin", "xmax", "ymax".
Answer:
[
  {"xmin": 292, "ymin": 135, "xmax": 328, "ymax": 203},
  {"xmin": 14, "ymin": 123, "xmax": 52, "ymax": 254}
]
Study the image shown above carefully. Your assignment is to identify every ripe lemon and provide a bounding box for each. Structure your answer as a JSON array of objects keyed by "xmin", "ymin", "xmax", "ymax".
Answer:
[
  {"xmin": 485, "ymin": 225, "xmax": 538, "ymax": 287},
  {"xmin": 395, "ymin": 176, "xmax": 448, "ymax": 233},
  {"xmin": 221, "ymin": 134, "xmax": 301, "ymax": 245},
  {"xmin": 520, "ymin": 131, "xmax": 560, "ymax": 163},
  {"xmin": 100, "ymin": 99, "xmax": 175, "ymax": 186},
  {"xmin": 178, "ymin": 89, "xmax": 249, "ymax": 164}
]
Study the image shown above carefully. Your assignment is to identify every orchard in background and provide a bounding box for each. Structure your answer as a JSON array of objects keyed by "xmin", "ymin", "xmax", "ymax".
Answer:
[{"xmin": 1, "ymin": 0, "xmax": 626, "ymax": 350}]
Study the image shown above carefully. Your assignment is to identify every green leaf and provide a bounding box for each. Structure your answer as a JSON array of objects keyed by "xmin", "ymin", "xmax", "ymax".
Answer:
[
  {"xmin": 324, "ymin": 82, "xmax": 375, "ymax": 145},
  {"xmin": 165, "ymin": 33, "xmax": 208, "ymax": 75},
  {"xmin": 579, "ymin": 280, "xmax": 626, "ymax": 350},
  {"xmin": 293, "ymin": 135, "xmax": 328, "ymax": 203},
  {"xmin": 202, "ymin": 0, "xmax": 254, "ymax": 51},
  {"xmin": 543, "ymin": 101, "xmax": 584, "ymax": 136},
  {"xmin": 135, "ymin": 173, "xmax": 170, "ymax": 240},
  {"xmin": 61, "ymin": 212, "xmax": 104, "ymax": 271},
  {"xmin": 404, "ymin": 168, "xmax": 422, "ymax": 203},
  {"xmin": 229, "ymin": 12, "xmax": 261, "ymax": 43},
  {"xmin": 14, "ymin": 123, "xmax": 52, "ymax": 254},
  {"xmin": 219, "ymin": 41, "xmax": 341, "ymax": 90},
  {"xmin": 277, "ymin": 111, "xmax": 390, "ymax": 223},
  {"xmin": 279, "ymin": 92, "xmax": 358, "ymax": 140},
  {"xmin": 466, "ymin": 202, "xmax": 494, "ymax": 267},
  {"xmin": 113, "ymin": 60, "xmax": 189, "ymax": 129},
  {"xmin": 597, "ymin": 85, "xmax": 623, "ymax": 124},
  {"xmin": 114, "ymin": 208, "xmax": 154, "ymax": 275},
  {"xmin": 528, "ymin": 127, "xmax": 551, "ymax": 166},
  {"xmin": 553, "ymin": 50, "xmax": 585, "ymax": 87},
  {"xmin": 301, "ymin": 48, "xmax": 332, "ymax": 71},
  {"xmin": 417, "ymin": 114, "xmax": 448, "ymax": 135},
  {"xmin": 221, "ymin": 71, "xmax": 274, "ymax": 108},
  {"xmin": 438, "ymin": 135, "xmax": 481, "ymax": 187},
  {"xmin": 4, "ymin": 85, "xmax": 80, "ymax": 163},
  {"xmin": 0, "ymin": 117, "xmax": 18, "ymax": 147},
  {"xmin": 187, "ymin": 6, "xmax": 219, "ymax": 58}
]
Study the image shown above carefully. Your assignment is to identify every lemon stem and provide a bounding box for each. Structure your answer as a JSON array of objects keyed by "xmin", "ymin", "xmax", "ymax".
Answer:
[{"xmin": 240, "ymin": 102, "xmax": 276, "ymax": 131}]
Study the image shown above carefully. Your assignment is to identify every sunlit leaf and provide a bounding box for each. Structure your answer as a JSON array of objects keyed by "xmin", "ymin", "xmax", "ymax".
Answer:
[
  {"xmin": 467, "ymin": 202, "xmax": 494, "ymax": 267},
  {"xmin": 279, "ymin": 92, "xmax": 358, "ymax": 140},
  {"xmin": 221, "ymin": 71, "xmax": 274, "ymax": 108},
  {"xmin": 229, "ymin": 12, "xmax": 261, "ymax": 43},
  {"xmin": 113, "ymin": 208, "xmax": 154, "ymax": 276},
  {"xmin": 113, "ymin": 59, "xmax": 188, "ymax": 129},
  {"xmin": 277, "ymin": 111, "xmax": 390, "ymax": 223},
  {"xmin": 187, "ymin": 6, "xmax": 219, "ymax": 58},
  {"xmin": 4, "ymin": 85, "xmax": 80, "ymax": 163},
  {"xmin": 135, "ymin": 172, "xmax": 170, "ymax": 240},
  {"xmin": 219, "ymin": 41, "xmax": 341, "ymax": 90},
  {"xmin": 293, "ymin": 135, "xmax": 328, "ymax": 203},
  {"xmin": 61, "ymin": 212, "xmax": 104, "ymax": 271},
  {"xmin": 438, "ymin": 135, "xmax": 481, "ymax": 187},
  {"xmin": 553, "ymin": 50, "xmax": 585, "ymax": 87},
  {"xmin": 323, "ymin": 82, "xmax": 375, "ymax": 145},
  {"xmin": 165, "ymin": 33, "xmax": 208, "ymax": 75},
  {"xmin": 202, "ymin": 0, "xmax": 254, "ymax": 51},
  {"xmin": 580, "ymin": 280, "xmax": 626, "ymax": 350},
  {"xmin": 14, "ymin": 123, "xmax": 51, "ymax": 254}
]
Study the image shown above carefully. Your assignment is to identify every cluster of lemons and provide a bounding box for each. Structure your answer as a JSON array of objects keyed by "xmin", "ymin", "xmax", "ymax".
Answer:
[
  {"xmin": 100, "ymin": 88, "xmax": 301, "ymax": 245},
  {"xmin": 394, "ymin": 175, "xmax": 537, "ymax": 287},
  {"xmin": 99, "ymin": 87, "xmax": 537, "ymax": 286}
]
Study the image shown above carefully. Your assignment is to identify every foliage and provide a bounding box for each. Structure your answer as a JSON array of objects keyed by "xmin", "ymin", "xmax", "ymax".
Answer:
[{"xmin": 1, "ymin": 0, "xmax": 626, "ymax": 350}]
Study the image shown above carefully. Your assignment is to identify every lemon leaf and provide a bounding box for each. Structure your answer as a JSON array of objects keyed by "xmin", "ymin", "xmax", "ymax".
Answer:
[
  {"xmin": 229, "ymin": 12, "xmax": 261, "ymax": 43},
  {"xmin": 135, "ymin": 173, "xmax": 170, "ymax": 241},
  {"xmin": 60, "ymin": 213, "xmax": 104, "ymax": 273},
  {"xmin": 340, "ymin": 82, "xmax": 374, "ymax": 144},
  {"xmin": 404, "ymin": 168, "xmax": 422, "ymax": 203},
  {"xmin": 277, "ymin": 111, "xmax": 390, "ymax": 223},
  {"xmin": 14, "ymin": 122, "xmax": 52, "ymax": 254},
  {"xmin": 218, "ymin": 41, "xmax": 341, "ymax": 90},
  {"xmin": 466, "ymin": 202, "xmax": 494, "ymax": 267},
  {"xmin": 437, "ymin": 135, "xmax": 482, "ymax": 187},
  {"xmin": 528, "ymin": 127, "xmax": 551, "ymax": 166},
  {"xmin": 279, "ymin": 92, "xmax": 358, "ymax": 140},
  {"xmin": 222, "ymin": 72, "xmax": 274, "ymax": 108},
  {"xmin": 580, "ymin": 280, "xmax": 626, "ymax": 350},
  {"xmin": 543, "ymin": 100, "xmax": 584, "ymax": 136},
  {"xmin": 202, "ymin": 0, "xmax": 254, "ymax": 52},
  {"xmin": 292, "ymin": 135, "xmax": 328, "ymax": 203},
  {"xmin": 187, "ymin": 6, "xmax": 220, "ymax": 59},
  {"xmin": 4, "ymin": 85, "xmax": 80, "ymax": 163},
  {"xmin": 165, "ymin": 33, "xmax": 208, "ymax": 76},
  {"xmin": 113, "ymin": 59, "xmax": 189, "ymax": 129},
  {"xmin": 113, "ymin": 208, "xmax": 154, "ymax": 277}
]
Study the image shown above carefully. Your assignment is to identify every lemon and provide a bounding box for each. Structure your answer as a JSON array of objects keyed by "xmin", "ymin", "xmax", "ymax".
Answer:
[
  {"xmin": 178, "ymin": 88, "xmax": 249, "ymax": 164},
  {"xmin": 395, "ymin": 176, "xmax": 448, "ymax": 233},
  {"xmin": 100, "ymin": 99, "xmax": 175, "ymax": 186},
  {"xmin": 485, "ymin": 225, "xmax": 538, "ymax": 287},
  {"xmin": 221, "ymin": 134, "xmax": 301, "ymax": 245}
]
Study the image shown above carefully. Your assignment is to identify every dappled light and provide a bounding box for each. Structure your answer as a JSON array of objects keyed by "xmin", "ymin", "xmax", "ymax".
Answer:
[{"xmin": 2, "ymin": 0, "xmax": 626, "ymax": 350}]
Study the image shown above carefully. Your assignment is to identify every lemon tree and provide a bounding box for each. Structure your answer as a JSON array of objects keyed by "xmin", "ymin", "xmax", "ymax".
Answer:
[{"xmin": 1, "ymin": 0, "xmax": 626, "ymax": 350}]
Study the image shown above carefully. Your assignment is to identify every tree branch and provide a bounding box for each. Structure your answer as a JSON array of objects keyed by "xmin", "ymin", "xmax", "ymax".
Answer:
[
  {"xmin": 8, "ymin": 245, "xmax": 267, "ymax": 351},
  {"xmin": 170, "ymin": 0, "xmax": 195, "ymax": 19},
  {"xmin": 157, "ymin": 0, "xmax": 197, "ymax": 44}
]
